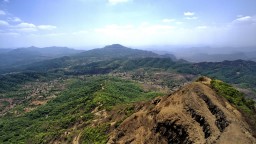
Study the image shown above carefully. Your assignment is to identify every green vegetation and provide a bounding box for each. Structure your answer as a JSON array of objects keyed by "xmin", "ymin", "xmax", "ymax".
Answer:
[
  {"xmin": 0, "ymin": 76, "xmax": 162, "ymax": 143},
  {"xmin": 68, "ymin": 59, "xmax": 122, "ymax": 75},
  {"xmin": 194, "ymin": 60, "xmax": 256, "ymax": 88},
  {"xmin": 80, "ymin": 123, "xmax": 110, "ymax": 144},
  {"xmin": 121, "ymin": 57, "xmax": 176, "ymax": 71},
  {"xmin": 0, "ymin": 72, "xmax": 47, "ymax": 93},
  {"xmin": 211, "ymin": 79, "xmax": 256, "ymax": 132},
  {"xmin": 92, "ymin": 77, "xmax": 162, "ymax": 108},
  {"xmin": 211, "ymin": 79, "xmax": 255, "ymax": 113},
  {"xmin": 66, "ymin": 57, "xmax": 256, "ymax": 90}
]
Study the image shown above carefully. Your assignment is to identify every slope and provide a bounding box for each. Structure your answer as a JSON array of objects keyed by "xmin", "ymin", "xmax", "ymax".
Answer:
[
  {"xmin": 109, "ymin": 78, "xmax": 256, "ymax": 144},
  {"xmin": 0, "ymin": 76, "xmax": 163, "ymax": 143}
]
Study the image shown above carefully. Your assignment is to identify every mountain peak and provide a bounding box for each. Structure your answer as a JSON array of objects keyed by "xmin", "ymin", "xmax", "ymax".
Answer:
[{"xmin": 104, "ymin": 44, "xmax": 128, "ymax": 49}]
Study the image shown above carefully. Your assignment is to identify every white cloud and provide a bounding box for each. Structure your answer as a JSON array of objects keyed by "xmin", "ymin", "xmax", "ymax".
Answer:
[
  {"xmin": 108, "ymin": 0, "xmax": 130, "ymax": 5},
  {"xmin": 16, "ymin": 22, "xmax": 36, "ymax": 28},
  {"xmin": 7, "ymin": 22, "xmax": 57, "ymax": 33},
  {"xmin": 232, "ymin": 15, "xmax": 256, "ymax": 25},
  {"xmin": 0, "ymin": 10, "xmax": 6, "ymax": 15},
  {"xmin": 184, "ymin": 12, "xmax": 195, "ymax": 16},
  {"xmin": 3, "ymin": 0, "xmax": 9, "ymax": 2},
  {"xmin": 0, "ymin": 20, "xmax": 9, "ymax": 26},
  {"xmin": 184, "ymin": 11, "xmax": 197, "ymax": 20},
  {"xmin": 236, "ymin": 16, "xmax": 252, "ymax": 22},
  {"xmin": 37, "ymin": 25, "xmax": 57, "ymax": 30},
  {"xmin": 162, "ymin": 18, "xmax": 176, "ymax": 23},
  {"xmin": 12, "ymin": 23, "xmax": 37, "ymax": 32}
]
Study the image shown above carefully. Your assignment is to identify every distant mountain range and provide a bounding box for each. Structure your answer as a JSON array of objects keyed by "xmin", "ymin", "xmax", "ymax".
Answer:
[
  {"xmin": 182, "ymin": 52, "xmax": 256, "ymax": 62},
  {"xmin": 2, "ymin": 44, "xmax": 173, "ymax": 73},
  {"xmin": 0, "ymin": 46, "xmax": 83, "ymax": 71},
  {"xmin": 1, "ymin": 45, "xmax": 256, "ymax": 88},
  {"xmin": 1, "ymin": 44, "xmax": 256, "ymax": 90},
  {"xmin": 2, "ymin": 45, "xmax": 255, "ymax": 72},
  {"xmin": 147, "ymin": 46, "xmax": 256, "ymax": 62}
]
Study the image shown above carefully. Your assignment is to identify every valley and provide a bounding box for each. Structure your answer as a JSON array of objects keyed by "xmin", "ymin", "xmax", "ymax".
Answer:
[{"xmin": 0, "ymin": 44, "xmax": 255, "ymax": 143}]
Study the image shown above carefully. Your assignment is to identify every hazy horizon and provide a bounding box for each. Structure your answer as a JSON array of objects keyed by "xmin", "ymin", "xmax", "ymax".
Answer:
[
  {"xmin": 1, "ymin": 44, "xmax": 256, "ymax": 53},
  {"xmin": 0, "ymin": 0, "xmax": 256, "ymax": 49}
]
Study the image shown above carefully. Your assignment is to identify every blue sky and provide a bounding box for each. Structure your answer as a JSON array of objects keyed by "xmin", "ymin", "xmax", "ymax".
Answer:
[{"xmin": 0, "ymin": 0, "xmax": 256, "ymax": 48}]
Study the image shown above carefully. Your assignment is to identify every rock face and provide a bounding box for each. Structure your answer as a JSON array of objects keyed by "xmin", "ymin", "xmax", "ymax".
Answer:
[{"xmin": 108, "ymin": 81, "xmax": 256, "ymax": 144}]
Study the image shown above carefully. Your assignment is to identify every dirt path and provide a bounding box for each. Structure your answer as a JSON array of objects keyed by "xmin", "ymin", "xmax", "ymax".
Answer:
[{"xmin": 72, "ymin": 132, "xmax": 82, "ymax": 144}]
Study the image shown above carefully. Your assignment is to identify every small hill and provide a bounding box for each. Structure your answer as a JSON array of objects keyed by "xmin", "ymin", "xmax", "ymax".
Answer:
[{"xmin": 108, "ymin": 79, "xmax": 256, "ymax": 144}]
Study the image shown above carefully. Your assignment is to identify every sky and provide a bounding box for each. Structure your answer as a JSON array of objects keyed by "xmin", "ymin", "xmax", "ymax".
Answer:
[{"xmin": 0, "ymin": 0, "xmax": 256, "ymax": 48}]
